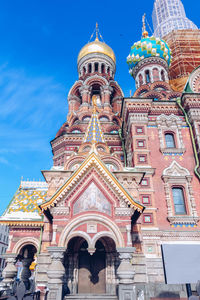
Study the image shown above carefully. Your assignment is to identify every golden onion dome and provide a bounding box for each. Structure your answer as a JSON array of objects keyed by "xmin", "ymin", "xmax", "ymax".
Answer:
[{"xmin": 78, "ymin": 37, "xmax": 116, "ymax": 64}]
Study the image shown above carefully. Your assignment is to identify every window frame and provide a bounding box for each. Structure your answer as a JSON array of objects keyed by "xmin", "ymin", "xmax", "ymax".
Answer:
[
  {"xmin": 136, "ymin": 139, "xmax": 146, "ymax": 148},
  {"xmin": 140, "ymin": 177, "xmax": 150, "ymax": 187},
  {"xmin": 135, "ymin": 126, "xmax": 144, "ymax": 135},
  {"xmin": 141, "ymin": 194, "xmax": 151, "ymax": 205},
  {"xmin": 164, "ymin": 132, "xmax": 176, "ymax": 148},
  {"xmin": 137, "ymin": 154, "xmax": 147, "ymax": 164},
  {"xmin": 143, "ymin": 214, "xmax": 153, "ymax": 224},
  {"xmin": 171, "ymin": 186, "xmax": 187, "ymax": 215}
]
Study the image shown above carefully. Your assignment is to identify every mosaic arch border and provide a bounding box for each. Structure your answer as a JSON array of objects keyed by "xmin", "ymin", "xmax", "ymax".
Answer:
[
  {"xmin": 58, "ymin": 214, "xmax": 125, "ymax": 248},
  {"xmin": 12, "ymin": 237, "xmax": 40, "ymax": 254}
]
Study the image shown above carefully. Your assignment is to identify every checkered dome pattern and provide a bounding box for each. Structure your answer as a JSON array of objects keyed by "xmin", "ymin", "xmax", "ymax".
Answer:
[{"xmin": 127, "ymin": 36, "xmax": 172, "ymax": 74}]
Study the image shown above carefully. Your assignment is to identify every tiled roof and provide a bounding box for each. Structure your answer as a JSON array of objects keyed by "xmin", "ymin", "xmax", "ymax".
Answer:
[
  {"xmin": 0, "ymin": 181, "xmax": 48, "ymax": 223},
  {"xmin": 84, "ymin": 108, "xmax": 105, "ymax": 144}
]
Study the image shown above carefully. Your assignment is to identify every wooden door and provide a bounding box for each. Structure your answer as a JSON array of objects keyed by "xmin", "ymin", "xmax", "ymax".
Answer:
[{"xmin": 78, "ymin": 241, "xmax": 106, "ymax": 294}]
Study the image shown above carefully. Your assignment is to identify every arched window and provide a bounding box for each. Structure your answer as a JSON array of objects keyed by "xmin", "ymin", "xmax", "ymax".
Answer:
[
  {"xmin": 107, "ymin": 67, "xmax": 110, "ymax": 75},
  {"xmin": 95, "ymin": 63, "xmax": 98, "ymax": 72},
  {"xmin": 165, "ymin": 133, "xmax": 175, "ymax": 148},
  {"xmin": 172, "ymin": 187, "xmax": 186, "ymax": 215},
  {"xmin": 88, "ymin": 64, "xmax": 92, "ymax": 73},
  {"xmin": 161, "ymin": 70, "xmax": 165, "ymax": 81},
  {"xmin": 83, "ymin": 66, "xmax": 86, "ymax": 75},
  {"xmin": 145, "ymin": 70, "xmax": 150, "ymax": 83}
]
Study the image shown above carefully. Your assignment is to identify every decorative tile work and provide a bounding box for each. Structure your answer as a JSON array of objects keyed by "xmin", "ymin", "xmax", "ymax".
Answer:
[{"xmin": 8, "ymin": 181, "xmax": 48, "ymax": 214}]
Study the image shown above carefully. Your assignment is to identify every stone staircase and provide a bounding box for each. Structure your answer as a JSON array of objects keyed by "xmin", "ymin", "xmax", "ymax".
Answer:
[{"xmin": 65, "ymin": 294, "xmax": 118, "ymax": 300}]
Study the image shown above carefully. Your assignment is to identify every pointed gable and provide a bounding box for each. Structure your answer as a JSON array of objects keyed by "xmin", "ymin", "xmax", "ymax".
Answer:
[{"xmin": 40, "ymin": 152, "xmax": 144, "ymax": 213}]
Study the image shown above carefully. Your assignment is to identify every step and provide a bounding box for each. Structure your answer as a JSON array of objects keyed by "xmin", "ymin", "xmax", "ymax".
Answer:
[{"xmin": 65, "ymin": 294, "xmax": 118, "ymax": 300}]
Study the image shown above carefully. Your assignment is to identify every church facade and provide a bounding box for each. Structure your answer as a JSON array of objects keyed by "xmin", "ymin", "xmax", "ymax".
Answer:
[{"xmin": 1, "ymin": 1, "xmax": 200, "ymax": 299}]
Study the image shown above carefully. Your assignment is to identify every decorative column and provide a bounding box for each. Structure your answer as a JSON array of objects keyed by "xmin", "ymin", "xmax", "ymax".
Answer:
[
  {"xmin": 51, "ymin": 224, "xmax": 57, "ymax": 245},
  {"xmin": 126, "ymin": 225, "xmax": 132, "ymax": 247},
  {"xmin": 79, "ymin": 85, "xmax": 89, "ymax": 107},
  {"xmin": 117, "ymin": 247, "xmax": 136, "ymax": 300},
  {"xmin": 100, "ymin": 86, "xmax": 105, "ymax": 105},
  {"xmin": 47, "ymin": 247, "xmax": 66, "ymax": 300},
  {"xmin": 0, "ymin": 253, "xmax": 17, "ymax": 290},
  {"xmin": 103, "ymin": 85, "xmax": 113, "ymax": 110}
]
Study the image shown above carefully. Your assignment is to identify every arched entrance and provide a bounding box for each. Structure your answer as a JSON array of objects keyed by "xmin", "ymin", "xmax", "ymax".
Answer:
[
  {"xmin": 63, "ymin": 236, "xmax": 117, "ymax": 296},
  {"xmin": 78, "ymin": 239, "xmax": 106, "ymax": 294}
]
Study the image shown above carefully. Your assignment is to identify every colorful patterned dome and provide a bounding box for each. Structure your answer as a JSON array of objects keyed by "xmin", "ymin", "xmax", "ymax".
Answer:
[{"xmin": 127, "ymin": 36, "xmax": 172, "ymax": 74}]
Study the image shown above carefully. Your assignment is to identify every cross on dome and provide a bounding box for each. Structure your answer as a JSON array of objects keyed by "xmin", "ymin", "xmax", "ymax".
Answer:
[{"xmin": 142, "ymin": 13, "xmax": 149, "ymax": 38}]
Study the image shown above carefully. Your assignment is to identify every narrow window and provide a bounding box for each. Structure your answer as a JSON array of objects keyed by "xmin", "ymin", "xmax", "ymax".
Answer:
[
  {"xmin": 101, "ymin": 64, "xmax": 105, "ymax": 73},
  {"xmin": 165, "ymin": 133, "xmax": 175, "ymax": 148},
  {"xmin": 172, "ymin": 187, "xmax": 186, "ymax": 215},
  {"xmin": 107, "ymin": 67, "xmax": 110, "ymax": 75},
  {"xmin": 88, "ymin": 64, "xmax": 92, "ymax": 73},
  {"xmin": 145, "ymin": 70, "xmax": 150, "ymax": 83},
  {"xmin": 95, "ymin": 63, "xmax": 98, "ymax": 72}
]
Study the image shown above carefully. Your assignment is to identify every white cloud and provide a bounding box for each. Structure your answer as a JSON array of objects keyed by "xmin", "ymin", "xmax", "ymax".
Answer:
[{"xmin": 0, "ymin": 64, "xmax": 68, "ymax": 157}]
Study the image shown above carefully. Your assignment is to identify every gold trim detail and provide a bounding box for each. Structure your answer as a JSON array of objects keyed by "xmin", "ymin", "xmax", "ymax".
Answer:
[
  {"xmin": 41, "ymin": 152, "xmax": 144, "ymax": 212},
  {"xmin": 0, "ymin": 220, "xmax": 43, "ymax": 227}
]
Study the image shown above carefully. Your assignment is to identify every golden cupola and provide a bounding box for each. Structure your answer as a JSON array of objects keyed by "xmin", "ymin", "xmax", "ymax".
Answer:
[{"xmin": 77, "ymin": 24, "xmax": 116, "ymax": 64}]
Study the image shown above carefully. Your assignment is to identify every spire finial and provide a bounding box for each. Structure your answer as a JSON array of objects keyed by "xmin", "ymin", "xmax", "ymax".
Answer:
[
  {"xmin": 95, "ymin": 22, "xmax": 99, "ymax": 41},
  {"xmin": 142, "ymin": 13, "xmax": 149, "ymax": 38}
]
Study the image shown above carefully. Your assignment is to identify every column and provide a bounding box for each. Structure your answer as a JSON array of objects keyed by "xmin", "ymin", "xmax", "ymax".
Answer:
[
  {"xmin": 51, "ymin": 225, "xmax": 57, "ymax": 245},
  {"xmin": 79, "ymin": 85, "xmax": 89, "ymax": 107},
  {"xmin": 0, "ymin": 253, "xmax": 17, "ymax": 290},
  {"xmin": 117, "ymin": 247, "xmax": 136, "ymax": 300},
  {"xmin": 126, "ymin": 224, "xmax": 132, "ymax": 247},
  {"xmin": 47, "ymin": 246, "xmax": 65, "ymax": 300},
  {"xmin": 102, "ymin": 85, "xmax": 113, "ymax": 111}
]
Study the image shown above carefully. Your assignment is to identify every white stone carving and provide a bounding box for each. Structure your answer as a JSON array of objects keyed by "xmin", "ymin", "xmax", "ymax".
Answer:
[
  {"xmin": 162, "ymin": 161, "xmax": 199, "ymax": 225},
  {"xmin": 156, "ymin": 114, "xmax": 185, "ymax": 153}
]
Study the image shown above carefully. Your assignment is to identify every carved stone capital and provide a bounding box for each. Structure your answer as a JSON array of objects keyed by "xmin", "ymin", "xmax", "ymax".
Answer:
[
  {"xmin": 116, "ymin": 247, "xmax": 135, "ymax": 284},
  {"xmin": 47, "ymin": 247, "xmax": 65, "ymax": 261},
  {"xmin": 1, "ymin": 253, "xmax": 17, "ymax": 288}
]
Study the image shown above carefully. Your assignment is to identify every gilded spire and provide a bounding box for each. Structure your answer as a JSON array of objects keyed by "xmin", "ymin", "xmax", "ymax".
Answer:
[
  {"xmin": 142, "ymin": 13, "xmax": 149, "ymax": 38},
  {"xmin": 95, "ymin": 22, "xmax": 99, "ymax": 41},
  {"xmin": 84, "ymin": 95, "xmax": 105, "ymax": 144}
]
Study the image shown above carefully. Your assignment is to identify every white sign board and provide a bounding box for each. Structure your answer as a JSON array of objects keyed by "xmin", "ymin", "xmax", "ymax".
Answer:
[{"xmin": 161, "ymin": 244, "xmax": 200, "ymax": 284}]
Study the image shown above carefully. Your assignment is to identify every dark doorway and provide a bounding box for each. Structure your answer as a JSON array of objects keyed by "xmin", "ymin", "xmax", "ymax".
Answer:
[{"xmin": 78, "ymin": 240, "xmax": 106, "ymax": 294}]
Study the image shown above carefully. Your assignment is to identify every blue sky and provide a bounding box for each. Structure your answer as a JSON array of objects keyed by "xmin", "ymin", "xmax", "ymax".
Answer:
[{"xmin": 0, "ymin": 0, "xmax": 199, "ymax": 214}]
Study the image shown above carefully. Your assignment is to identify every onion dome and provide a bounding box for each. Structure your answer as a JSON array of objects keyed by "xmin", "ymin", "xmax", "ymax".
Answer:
[
  {"xmin": 127, "ymin": 36, "xmax": 172, "ymax": 73},
  {"xmin": 78, "ymin": 24, "xmax": 116, "ymax": 64},
  {"xmin": 127, "ymin": 14, "xmax": 172, "ymax": 76}
]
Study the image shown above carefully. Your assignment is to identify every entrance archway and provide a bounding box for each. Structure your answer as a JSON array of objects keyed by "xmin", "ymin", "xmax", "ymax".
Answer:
[
  {"xmin": 63, "ymin": 236, "xmax": 117, "ymax": 296},
  {"xmin": 78, "ymin": 239, "xmax": 106, "ymax": 294}
]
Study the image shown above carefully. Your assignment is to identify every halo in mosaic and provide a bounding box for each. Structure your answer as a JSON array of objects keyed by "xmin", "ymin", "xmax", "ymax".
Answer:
[{"xmin": 127, "ymin": 36, "xmax": 172, "ymax": 75}]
